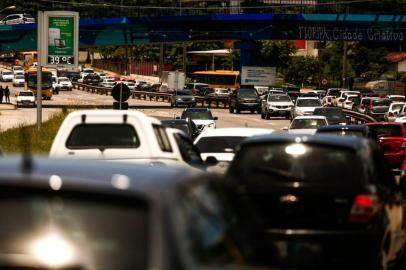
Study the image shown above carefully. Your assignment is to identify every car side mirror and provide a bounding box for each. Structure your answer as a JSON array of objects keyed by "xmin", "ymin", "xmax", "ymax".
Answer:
[
  {"xmin": 205, "ymin": 156, "xmax": 218, "ymax": 167},
  {"xmin": 213, "ymin": 116, "xmax": 218, "ymax": 120},
  {"xmin": 282, "ymin": 127, "xmax": 289, "ymax": 131}
]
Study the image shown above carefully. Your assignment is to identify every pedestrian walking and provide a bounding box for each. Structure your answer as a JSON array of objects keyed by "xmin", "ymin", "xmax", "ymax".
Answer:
[
  {"xmin": 0, "ymin": 85, "xmax": 3, "ymax": 104},
  {"xmin": 4, "ymin": 86, "xmax": 10, "ymax": 103}
]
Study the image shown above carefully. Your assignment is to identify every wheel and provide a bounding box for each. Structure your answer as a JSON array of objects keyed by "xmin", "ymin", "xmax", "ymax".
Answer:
[
  {"xmin": 261, "ymin": 111, "xmax": 265, "ymax": 119},
  {"xmin": 170, "ymin": 101, "xmax": 173, "ymax": 107},
  {"xmin": 265, "ymin": 111, "xmax": 270, "ymax": 120},
  {"xmin": 229, "ymin": 106, "xmax": 234, "ymax": 113},
  {"xmin": 285, "ymin": 113, "xmax": 290, "ymax": 119},
  {"xmin": 250, "ymin": 110, "xmax": 255, "ymax": 114},
  {"xmin": 236, "ymin": 108, "xmax": 241, "ymax": 114}
]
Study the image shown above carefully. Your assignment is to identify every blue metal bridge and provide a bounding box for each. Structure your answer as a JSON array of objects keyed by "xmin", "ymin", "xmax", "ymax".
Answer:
[{"xmin": 0, "ymin": 12, "xmax": 405, "ymax": 53}]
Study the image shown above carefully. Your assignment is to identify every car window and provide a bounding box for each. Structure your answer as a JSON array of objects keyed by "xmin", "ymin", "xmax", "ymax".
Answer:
[
  {"xmin": 153, "ymin": 125, "xmax": 173, "ymax": 152},
  {"xmin": 230, "ymin": 143, "xmax": 364, "ymax": 184},
  {"xmin": 181, "ymin": 110, "xmax": 213, "ymax": 120},
  {"xmin": 0, "ymin": 189, "xmax": 148, "ymax": 270},
  {"xmin": 66, "ymin": 124, "xmax": 140, "ymax": 149},
  {"xmin": 391, "ymin": 104, "xmax": 405, "ymax": 111},
  {"xmin": 296, "ymin": 99, "xmax": 321, "ymax": 107},
  {"xmin": 174, "ymin": 134, "xmax": 204, "ymax": 166},
  {"xmin": 327, "ymin": 90, "xmax": 340, "ymax": 97},
  {"xmin": 316, "ymin": 130, "xmax": 364, "ymax": 137},
  {"xmin": 367, "ymin": 125, "xmax": 402, "ymax": 137},
  {"xmin": 268, "ymin": 95, "xmax": 291, "ymax": 102},
  {"xmin": 176, "ymin": 90, "xmax": 192, "ymax": 95},
  {"xmin": 238, "ymin": 89, "xmax": 257, "ymax": 98},
  {"xmin": 195, "ymin": 136, "xmax": 246, "ymax": 153},
  {"xmin": 290, "ymin": 119, "xmax": 327, "ymax": 129},
  {"xmin": 373, "ymin": 99, "xmax": 391, "ymax": 106},
  {"xmin": 18, "ymin": 92, "xmax": 33, "ymax": 97}
]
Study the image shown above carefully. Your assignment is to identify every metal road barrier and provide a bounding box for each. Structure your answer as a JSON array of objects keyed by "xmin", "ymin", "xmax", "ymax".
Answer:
[{"xmin": 342, "ymin": 108, "xmax": 377, "ymax": 124}]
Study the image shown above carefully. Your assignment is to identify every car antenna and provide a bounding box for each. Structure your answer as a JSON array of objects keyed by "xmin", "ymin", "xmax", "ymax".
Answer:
[{"xmin": 20, "ymin": 126, "xmax": 33, "ymax": 174}]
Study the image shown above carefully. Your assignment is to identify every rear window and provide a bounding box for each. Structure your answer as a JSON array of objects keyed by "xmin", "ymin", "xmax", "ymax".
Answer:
[
  {"xmin": 0, "ymin": 189, "xmax": 148, "ymax": 270},
  {"xmin": 238, "ymin": 89, "xmax": 257, "ymax": 98},
  {"xmin": 290, "ymin": 119, "xmax": 327, "ymax": 129},
  {"xmin": 153, "ymin": 125, "xmax": 172, "ymax": 152},
  {"xmin": 231, "ymin": 143, "xmax": 363, "ymax": 184},
  {"xmin": 317, "ymin": 130, "xmax": 365, "ymax": 138},
  {"xmin": 195, "ymin": 136, "xmax": 246, "ymax": 153},
  {"xmin": 66, "ymin": 124, "xmax": 139, "ymax": 149},
  {"xmin": 296, "ymin": 99, "xmax": 321, "ymax": 107},
  {"xmin": 368, "ymin": 125, "xmax": 402, "ymax": 137},
  {"xmin": 373, "ymin": 99, "xmax": 391, "ymax": 106}
]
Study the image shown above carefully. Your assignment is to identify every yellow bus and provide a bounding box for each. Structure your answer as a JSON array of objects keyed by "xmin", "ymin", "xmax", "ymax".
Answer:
[
  {"xmin": 25, "ymin": 68, "xmax": 53, "ymax": 100},
  {"xmin": 191, "ymin": 70, "xmax": 240, "ymax": 89}
]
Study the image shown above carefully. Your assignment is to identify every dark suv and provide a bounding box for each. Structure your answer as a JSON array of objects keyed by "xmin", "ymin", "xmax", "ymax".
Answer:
[
  {"xmin": 229, "ymin": 88, "xmax": 261, "ymax": 114},
  {"xmin": 83, "ymin": 74, "xmax": 101, "ymax": 85},
  {"xmin": 226, "ymin": 134, "xmax": 406, "ymax": 269}
]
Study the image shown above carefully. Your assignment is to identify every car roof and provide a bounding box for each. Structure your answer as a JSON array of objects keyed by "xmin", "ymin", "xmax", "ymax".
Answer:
[
  {"xmin": 184, "ymin": 107, "xmax": 210, "ymax": 112},
  {"xmin": 364, "ymin": 122, "xmax": 405, "ymax": 127},
  {"xmin": 0, "ymin": 157, "xmax": 192, "ymax": 199},
  {"xmin": 161, "ymin": 119, "xmax": 188, "ymax": 125},
  {"xmin": 293, "ymin": 115, "xmax": 327, "ymax": 120},
  {"xmin": 317, "ymin": 124, "xmax": 367, "ymax": 131},
  {"xmin": 296, "ymin": 97, "xmax": 320, "ymax": 100},
  {"xmin": 196, "ymin": 127, "xmax": 273, "ymax": 138},
  {"xmin": 240, "ymin": 133, "xmax": 369, "ymax": 151}
]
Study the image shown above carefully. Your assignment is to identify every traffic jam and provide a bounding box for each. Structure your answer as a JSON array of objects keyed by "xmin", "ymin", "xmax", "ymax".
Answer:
[{"xmin": 0, "ymin": 61, "xmax": 405, "ymax": 270}]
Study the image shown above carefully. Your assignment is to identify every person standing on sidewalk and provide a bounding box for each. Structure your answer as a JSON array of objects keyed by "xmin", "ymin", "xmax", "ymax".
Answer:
[
  {"xmin": 0, "ymin": 86, "xmax": 3, "ymax": 104},
  {"xmin": 4, "ymin": 86, "xmax": 10, "ymax": 103}
]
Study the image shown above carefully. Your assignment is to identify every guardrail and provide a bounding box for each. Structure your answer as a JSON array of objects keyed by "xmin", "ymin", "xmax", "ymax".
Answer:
[{"xmin": 342, "ymin": 108, "xmax": 377, "ymax": 124}]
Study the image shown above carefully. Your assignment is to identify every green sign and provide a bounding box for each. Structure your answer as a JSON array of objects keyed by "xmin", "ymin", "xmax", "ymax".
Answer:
[{"xmin": 47, "ymin": 16, "xmax": 75, "ymax": 65}]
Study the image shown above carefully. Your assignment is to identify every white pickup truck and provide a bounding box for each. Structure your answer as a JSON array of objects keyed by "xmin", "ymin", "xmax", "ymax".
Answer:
[
  {"xmin": 49, "ymin": 110, "xmax": 206, "ymax": 172},
  {"xmin": 52, "ymin": 77, "xmax": 72, "ymax": 93}
]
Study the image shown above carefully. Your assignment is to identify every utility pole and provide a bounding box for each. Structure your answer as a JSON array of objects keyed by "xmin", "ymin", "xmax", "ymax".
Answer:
[
  {"xmin": 159, "ymin": 43, "xmax": 164, "ymax": 80},
  {"xmin": 342, "ymin": 41, "xmax": 348, "ymax": 88},
  {"xmin": 37, "ymin": 10, "xmax": 43, "ymax": 130}
]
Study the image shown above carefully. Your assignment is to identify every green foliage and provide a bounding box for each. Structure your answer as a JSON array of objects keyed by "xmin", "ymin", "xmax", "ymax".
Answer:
[
  {"xmin": 284, "ymin": 56, "xmax": 320, "ymax": 85},
  {"xmin": 349, "ymin": 44, "xmax": 389, "ymax": 77},
  {"xmin": 0, "ymin": 112, "xmax": 67, "ymax": 154},
  {"xmin": 260, "ymin": 41, "xmax": 297, "ymax": 70}
]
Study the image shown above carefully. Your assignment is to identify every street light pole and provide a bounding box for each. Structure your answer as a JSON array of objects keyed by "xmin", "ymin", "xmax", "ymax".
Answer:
[{"xmin": 0, "ymin": 5, "xmax": 16, "ymax": 13}]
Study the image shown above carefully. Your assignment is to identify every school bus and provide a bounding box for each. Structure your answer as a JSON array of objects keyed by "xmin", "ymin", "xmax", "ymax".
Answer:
[
  {"xmin": 25, "ymin": 68, "xmax": 53, "ymax": 100},
  {"xmin": 191, "ymin": 70, "xmax": 240, "ymax": 89}
]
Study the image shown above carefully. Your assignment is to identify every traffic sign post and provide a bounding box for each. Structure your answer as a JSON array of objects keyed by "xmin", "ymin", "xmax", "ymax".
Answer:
[
  {"xmin": 39, "ymin": 11, "xmax": 79, "ymax": 68},
  {"xmin": 112, "ymin": 83, "xmax": 131, "ymax": 110}
]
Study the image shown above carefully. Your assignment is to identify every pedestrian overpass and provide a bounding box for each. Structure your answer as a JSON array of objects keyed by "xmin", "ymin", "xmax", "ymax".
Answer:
[{"xmin": 0, "ymin": 12, "xmax": 404, "ymax": 53}]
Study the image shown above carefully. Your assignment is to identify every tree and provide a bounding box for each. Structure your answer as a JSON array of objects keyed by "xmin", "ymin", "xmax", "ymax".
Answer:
[
  {"xmin": 284, "ymin": 56, "xmax": 320, "ymax": 85},
  {"xmin": 259, "ymin": 41, "xmax": 297, "ymax": 70}
]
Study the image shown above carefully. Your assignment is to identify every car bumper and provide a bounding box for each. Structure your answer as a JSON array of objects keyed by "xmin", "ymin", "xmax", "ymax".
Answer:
[
  {"xmin": 237, "ymin": 103, "xmax": 260, "ymax": 110},
  {"xmin": 266, "ymin": 228, "xmax": 381, "ymax": 267},
  {"xmin": 17, "ymin": 101, "xmax": 35, "ymax": 107},
  {"xmin": 384, "ymin": 153, "xmax": 404, "ymax": 168},
  {"xmin": 267, "ymin": 108, "xmax": 291, "ymax": 115},
  {"xmin": 175, "ymin": 100, "xmax": 196, "ymax": 105}
]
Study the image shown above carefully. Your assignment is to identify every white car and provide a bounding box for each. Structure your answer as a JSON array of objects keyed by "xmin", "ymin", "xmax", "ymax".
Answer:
[
  {"xmin": 100, "ymin": 78, "xmax": 116, "ymax": 88},
  {"xmin": 261, "ymin": 93, "xmax": 294, "ymax": 119},
  {"xmin": 12, "ymin": 65, "xmax": 24, "ymax": 76},
  {"xmin": 358, "ymin": 97, "xmax": 373, "ymax": 114},
  {"xmin": 80, "ymin": 68, "xmax": 94, "ymax": 77},
  {"xmin": 1, "ymin": 14, "xmax": 35, "ymax": 25},
  {"xmin": 123, "ymin": 80, "xmax": 136, "ymax": 91},
  {"xmin": 285, "ymin": 115, "xmax": 328, "ymax": 135},
  {"xmin": 322, "ymin": 88, "xmax": 343, "ymax": 106},
  {"xmin": 385, "ymin": 102, "xmax": 406, "ymax": 122},
  {"xmin": 336, "ymin": 91, "xmax": 360, "ymax": 107},
  {"xmin": 290, "ymin": 97, "xmax": 322, "ymax": 119},
  {"xmin": 388, "ymin": 95, "xmax": 406, "ymax": 103},
  {"xmin": 342, "ymin": 95, "xmax": 360, "ymax": 110},
  {"xmin": 0, "ymin": 71, "xmax": 14, "ymax": 82},
  {"xmin": 49, "ymin": 110, "xmax": 197, "ymax": 170},
  {"xmin": 194, "ymin": 127, "xmax": 274, "ymax": 173},
  {"xmin": 166, "ymin": 128, "xmax": 206, "ymax": 172},
  {"xmin": 96, "ymin": 72, "xmax": 107, "ymax": 80},
  {"xmin": 16, "ymin": 91, "xmax": 35, "ymax": 108},
  {"xmin": 12, "ymin": 74, "xmax": 25, "ymax": 87},
  {"xmin": 53, "ymin": 77, "xmax": 72, "ymax": 92},
  {"xmin": 180, "ymin": 107, "xmax": 217, "ymax": 131}
]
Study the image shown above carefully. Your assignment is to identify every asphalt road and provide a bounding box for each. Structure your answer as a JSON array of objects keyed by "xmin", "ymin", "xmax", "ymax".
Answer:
[{"xmin": 0, "ymin": 71, "xmax": 290, "ymax": 132}]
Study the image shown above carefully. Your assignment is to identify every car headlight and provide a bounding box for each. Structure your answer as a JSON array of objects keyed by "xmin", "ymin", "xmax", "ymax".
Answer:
[
  {"xmin": 191, "ymin": 97, "xmax": 195, "ymax": 101},
  {"xmin": 267, "ymin": 103, "xmax": 274, "ymax": 109},
  {"xmin": 177, "ymin": 98, "xmax": 183, "ymax": 101},
  {"xmin": 295, "ymin": 109, "xmax": 304, "ymax": 115}
]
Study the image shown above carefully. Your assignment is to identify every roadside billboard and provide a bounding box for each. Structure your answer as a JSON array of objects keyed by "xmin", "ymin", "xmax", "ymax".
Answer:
[{"xmin": 241, "ymin": 66, "xmax": 276, "ymax": 86}]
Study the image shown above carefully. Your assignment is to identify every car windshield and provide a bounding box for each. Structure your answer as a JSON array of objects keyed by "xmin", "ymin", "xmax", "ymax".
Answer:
[
  {"xmin": 348, "ymin": 96, "xmax": 360, "ymax": 103},
  {"xmin": 19, "ymin": 92, "xmax": 33, "ymax": 96},
  {"xmin": 216, "ymin": 89, "xmax": 229, "ymax": 94},
  {"xmin": 268, "ymin": 95, "xmax": 291, "ymax": 102},
  {"xmin": 181, "ymin": 110, "xmax": 213, "ymax": 120},
  {"xmin": 327, "ymin": 89, "xmax": 341, "ymax": 97},
  {"xmin": 176, "ymin": 90, "xmax": 193, "ymax": 96},
  {"xmin": 290, "ymin": 119, "xmax": 327, "ymax": 129},
  {"xmin": 373, "ymin": 99, "xmax": 391, "ymax": 106},
  {"xmin": 13, "ymin": 66, "xmax": 23, "ymax": 70},
  {"xmin": 3, "ymin": 72, "xmax": 12, "ymax": 75},
  {"xmin": 15, "ymin": 75, "xmax": 24, "ymax": 79},
  {"xmin": 368, "ymin": 125, "xmax": 402, "ymax": 137},
  {"xmin": 66, "ymin": 124, "xmax": 140, "ymax": 149},
  {"xmin": 317, "ymin": 130, "xmax": 364, "ymax": 137},
  {"xmin": 391, "ymin": 104, "xmax": 405, "ymax": 111},
  {"xmin": 296, "ymin": 99, "xmax": 321, "ymax": 107},
  {"xmin": 0, "ymin": 190, "xmax": 148, "ymax": 270},
  {"xmin": 59, "ymin": 78, "xmax": 69, "ymax": 82},
  {"xmin": 195, "ymin": 136, "xmax": 246, "ymax": 153},
  {"xmin": 231, "ymin": 144, "xmax": 363, "ymax": 184},
  {"xmin": 314, "ymin": 109, "xmax": 345, "ymax": 121},
  {"xmin": 238, "ymin": 89, "xmax": 257, "ymax": 98}
]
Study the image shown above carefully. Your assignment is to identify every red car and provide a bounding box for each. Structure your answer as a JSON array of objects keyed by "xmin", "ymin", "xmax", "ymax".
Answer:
[{"xmin": 364, "ymin": 122, "xmax": 406, "ymax": 169}]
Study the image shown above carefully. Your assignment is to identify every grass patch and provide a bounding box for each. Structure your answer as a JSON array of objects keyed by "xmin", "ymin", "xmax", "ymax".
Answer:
[{"xmin": 0, "ymin": 112, "xmax": 68, "ymax": 154}]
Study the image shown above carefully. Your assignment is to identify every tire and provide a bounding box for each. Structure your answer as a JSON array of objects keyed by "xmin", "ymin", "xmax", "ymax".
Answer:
[
  {"xmin": 170, "ymin": 101, "xmax": 173, "ymax": 107},
  {"xmin": 250, "ymin": 110, "xmax": 255, "ymax": 114},
  {"xmin": 265, "ymin": 111, "xmax": 270, "ymax": 120},
  {"xmin": 236, "ymin": 108, "xmax": 241, "ymax": 114},
  {"xmin": 285, "ymin": 113, "xmax": 290, "ymax": 119},
  {"xmin": 261, "ymin": 111, "xmax": 265, "ymax": 119},
  {"xmin": 229, "ymin": 106, "xmax": 234, "ymax": 113}
]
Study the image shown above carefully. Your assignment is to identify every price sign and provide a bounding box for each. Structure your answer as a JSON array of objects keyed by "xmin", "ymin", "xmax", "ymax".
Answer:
[{"xmin": 40, "ymin": 11, "xmax": 79, "ymax": 68}]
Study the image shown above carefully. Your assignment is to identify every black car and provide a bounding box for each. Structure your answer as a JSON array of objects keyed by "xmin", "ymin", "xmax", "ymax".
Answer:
[
  {"xmin": 83, "ymin": 74, "xmax": 102, "ymax": 85},
  {"xmin": 161, "ymin": 118, "xmax": 200, "ymax": 139},
  {"xmin": 316, "ymin": 124, "xmax": 378, "ymax": 141},
  {"xmin": 198, "ymin": 87, "xmax": 214, "ymax": 96},
  {"xmin": 313, "ymin": 107, "xmax": 348, "ymax": 125},
  {"xmin": 66, "ymin": 71, "xmax": 81, "ymax": 82},
  {"xmin": 229, "ymin": 88, "xmax": 261, "ymax": 114},
  {"xmin": 0, "ymin": 157, "xmax": 268, "ymax": 270},
  {"xmin": 226, "ymin": 134, "xmax": 406, "ymax": 269},
  {"xmin": 170, "ymin": 89, "xmax": 196, "ymax": 107}
]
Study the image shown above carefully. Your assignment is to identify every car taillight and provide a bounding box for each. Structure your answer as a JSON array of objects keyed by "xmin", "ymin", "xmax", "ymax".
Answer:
[{"xmin": 348, "ymin": 194, "xmax": 378, "ymax": 223}]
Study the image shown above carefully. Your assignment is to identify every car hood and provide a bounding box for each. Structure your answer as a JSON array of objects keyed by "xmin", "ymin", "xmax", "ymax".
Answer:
[
  {"xmin": 14, "ymin": 79, "xmax": 24, "ymax": 82},
  {"xmin": 17, "ymin": 96, "xmax": 35, "ymax": 101},
  {"xmin": 268, "ymin": 101, "xmax": 293, "ymax": 106},
  {"xmin": 296, "ymin": 106, "xmax": 319, "ymax": 112},
  {"xmin": 191, "ymin": 119, "xmax": 215, "ymax": 125}
]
